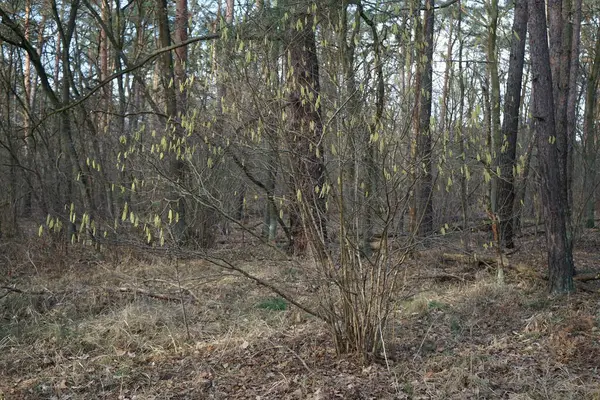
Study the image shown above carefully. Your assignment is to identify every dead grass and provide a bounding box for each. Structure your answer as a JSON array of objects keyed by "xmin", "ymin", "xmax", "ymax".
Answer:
[{"xmin": 1, "ymin": 232, "xmax": 600, "ymax": 399}]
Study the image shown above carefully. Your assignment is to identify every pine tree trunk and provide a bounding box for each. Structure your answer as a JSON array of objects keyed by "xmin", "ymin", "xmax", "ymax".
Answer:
[
  {"xmin": 528, "ymin": 0, "xmax": 574, "ymax": 293},
  {"xmin": 286, "ymin": 6, "xmax": 327, "ymax": 254},
  {"xmin": 496, "ymin": 0, "xmax": 528, "ymax": 248}
]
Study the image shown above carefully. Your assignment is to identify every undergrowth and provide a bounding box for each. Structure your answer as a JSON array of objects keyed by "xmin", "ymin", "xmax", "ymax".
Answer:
[{"xmin": 1, "ymin": 237, "xmax": 600, "ymax": 399}]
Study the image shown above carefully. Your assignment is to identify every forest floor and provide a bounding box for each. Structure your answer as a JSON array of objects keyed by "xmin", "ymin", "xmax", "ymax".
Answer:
[{"xmin": 1, "ymin": 226, "xmax": 600, "ymax": 399}]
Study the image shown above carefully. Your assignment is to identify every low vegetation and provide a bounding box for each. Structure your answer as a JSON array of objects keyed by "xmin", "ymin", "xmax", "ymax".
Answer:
[{"xmin": 2, "ymin": 229, "xmax": 599, "ymax": 399}]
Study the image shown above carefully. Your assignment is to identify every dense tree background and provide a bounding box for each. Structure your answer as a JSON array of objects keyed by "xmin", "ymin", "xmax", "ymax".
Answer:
[{"xmin": 2, "ymin": 0, "xmax": 599, "ymax": 300}]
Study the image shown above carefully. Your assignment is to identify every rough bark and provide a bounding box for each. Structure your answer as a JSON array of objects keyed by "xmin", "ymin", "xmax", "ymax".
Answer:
[
  {"xmin": 556, "ymin": 0, "xmax": 573, "ymax": 218},
  {"xmin": 286, "ymin": 7, "xmax": 327, "ymax": 254},
  {"xmin": 487, "ymin": 0, "xmax": 501, "ymax": 224},
  {"xmin": 566, "ymin": 0, "xmax": 582, "ymax": 215},
  {"xmin": 417, "ymin": 0, "xmax": 435, "ymax": 236},
  {"xmin": 409, "ymin": 0, "xmax": 423, "ymax": 234},
  {"xmin": 528, "ymin": 0, "xmax": 574, "ymax": 293},
  {"xmin": 496, "ymin": 0, "xmax": 528, "ymax": 248}
]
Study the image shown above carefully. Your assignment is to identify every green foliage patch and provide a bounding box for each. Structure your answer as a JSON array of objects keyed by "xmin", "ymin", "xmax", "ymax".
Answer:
[
  {"xmin": 427, "ymin": 300, "xmax": 448, "ymax": 311},
  {"xmin": 256, "ymin": 297, "xmax": 287, "ymax": 311}
]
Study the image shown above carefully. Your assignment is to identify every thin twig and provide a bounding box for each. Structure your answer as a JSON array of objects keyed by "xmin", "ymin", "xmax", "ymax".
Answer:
[
  {"xmin": 26, "ymin": 250, "xmax": 39, "ymax": 275},
  {"xmin": 110, "ymin": 287, "xmax": 189, "ymax": 303},
  {"xmin": 270, "ymin": 342, "xmax": 312, "ymax": 374},
  {"xmin": 0, "ymin": 286, "xmax": 24, "ymax": 299},
  {"xmin": 413, "ymin": 319, "xmax": 436, "ymax": 362}
]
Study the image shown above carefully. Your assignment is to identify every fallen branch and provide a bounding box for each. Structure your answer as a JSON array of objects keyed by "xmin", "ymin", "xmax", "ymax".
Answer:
[
  {"xmin": 577, "ymin": 282, "xmax": 600, "ymax": 294},
  {"xmin": 509, "ymin": 263, "xmax": 544, "ymax": 279},
  {"xmin": 574, "ymin": 272, "xmax": 600, "ymax": 282},
  {"xmin": 201, "ymin": 254, "xmax": 328, "ymax": 323},
  {"xmin": 416, "ymin": 273, "xmax": 466, "ymax": 282},
  {"xmin": 536, "ymin": 272, "xmax": 600, "ymax": 283},
  {"xmin": 0, "ymin": 286, "xmax": 23, "ymax": 299},
  {"xmin": 0, "ymin": 286, "xmax": 49, "ymax": 299},
  {"xmin": 516, "ymin": 229, "xmax": 546, "ymax": 238},
  {"xmin": 110, "ymin": 287, "xmax": 193, "ymax": 303},
  {"xmin": 141, "ymin": 278, "xmax": 201, "ymax": 303},
  {"xmin": 505, "ymin": 246, "xmax": 521, "ymax": 256},
  {"xmin": 441, "ymin": 253, "xmax": 509, "ymax": 267}
]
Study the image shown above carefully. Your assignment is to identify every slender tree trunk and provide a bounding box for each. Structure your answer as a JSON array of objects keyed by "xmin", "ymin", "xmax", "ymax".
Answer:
[
  {"xmin": 358, "ymin": 5, "xmax": 384, "ymax": 251},
  {"xmin": 487, "ymin": 0, "xmax": 501, "ymax": 228},
  {"xmin": 263, "ymin": 144, "xmax": 278, "ymax": 240},
  {"xmin": 1, "ymin": 50, "xmax": 18, "ymax": 237},
  {"xmin": 496, "ymin": 0, "xmax": 528, "ymax": 248},
  {"xmin": 53, "ymin": 0, "xmax": 95, "ymax": 238},
  {"xmin": 22, "ymin": 0, "xmax": 33, "ymax": 216},
  {"xmin": 457, "ymin": 1, "xmax": 470, "ymax": 250},
  {"xmin": 98, "ymin": 0, "xmax": 115, "ymax": 220},
  {"xmin": 263, "ymin": 9, "xmax": 280, "ymax": 241},
  {"xmin": 175, "ymin": 0, "xmax": 188, "ymax": 111},
  {"xmin": 566, "ymin": 0, "xmax": 582, "ymax": 216},
  {"xmin": 156, "ymin": 0, "xmax": 187, "ymax": 243},
  {"xmin": 513, "ymin": 127, "xmax": 536, "ymax": 235},
  {"xmin": 439, "ymin": 12, "xmax": 454, "ymax": 137},
  {"xmin": 513, "ymin": 66, "xmax": 532, "ymax": 236},
  {"xmin": 483, "ymin": 77, "xmax": 493, "ymax": 212},
  {"xmin": 262, "ymin": 16, "xmax": 280, "ymax": 240},
  {"xmin": 409, "ymin": 0, "xmax": 423, "ymax": 234},
  {"xmin": 417, "ymin": 0, "xmax": 435, "ymax": 236},
  {"xmin": 582, "ymin": 25, "xmax": 600, "ymax": 228},
  {"xmin": 100, "ymin": 0, "xmax": 109, "ymax": 132}
]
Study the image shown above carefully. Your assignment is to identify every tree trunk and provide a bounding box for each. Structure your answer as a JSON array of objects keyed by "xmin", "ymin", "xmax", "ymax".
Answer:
[
  {"xmin": 263, "ymin": 146, "xmax": 278, "ymax": 240},
  {"xmin": 286, "ymin": 6, "xmax": 327, "ymax": 254},
  {"xmin": 487, "ymin": 0, "xmax": 501, "ymax": 231},
  {"xmin": 528, "ymin": 0, "xmax": 574, "ymax": 293},
  {"xmin": 417, "ymin": 0, "xmax": 435, "ymax": 236},
  {"xmin": 457, "ymin": 2, "xmax": 470, "ymax": 250},
  {"xmin": 22, "ymin": 0, "xmax": 33, "ymax": 217},
  {"xmin": 358, "ymin": 5, "xmax": 384, "ymax": 252},
  {"xmin": 54, "ymin": 0, "xmax": 95, "ymax": 238},
  {"xmin": 566, "ymin": 0, "xmax": 582, "ymax": 216},
  {"xmin": 439, "ymin": 11, "xmax": 454, "ymax": 137},
  {"xmin": 226, "ymin": 0, "xmax": 234, "ymax": 23},
  {"xmin": 555, "ymin": 0, "xmax": 573, "ymax": 218},
  {"xmin": 174, "ymin": 0, "xmax": 188, "ymax": 110},
  {"xmin": 262, "ymin": 21, "xmax": 280, "ymax": 241},
  {"xmin": 496, "ymin": 0, "xmax": 528, "ymax": 248},
  {"xmin": 582, "ymin": 25, "xmax": 600, "ymax": 228},
  {"xmin": 1, "ymin": 49, "xmax": 19, "ymax": 237},
  {"xmin": 547, "ymin": 0, "xmax": 577, "ymax": 269},
  {"xmin": 156, "ymin": 0, "xmax": 187, "ymax": 243},
  {"xmin": 513, "ymin": 126, "xmax": 536, "ymax": 235}
]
